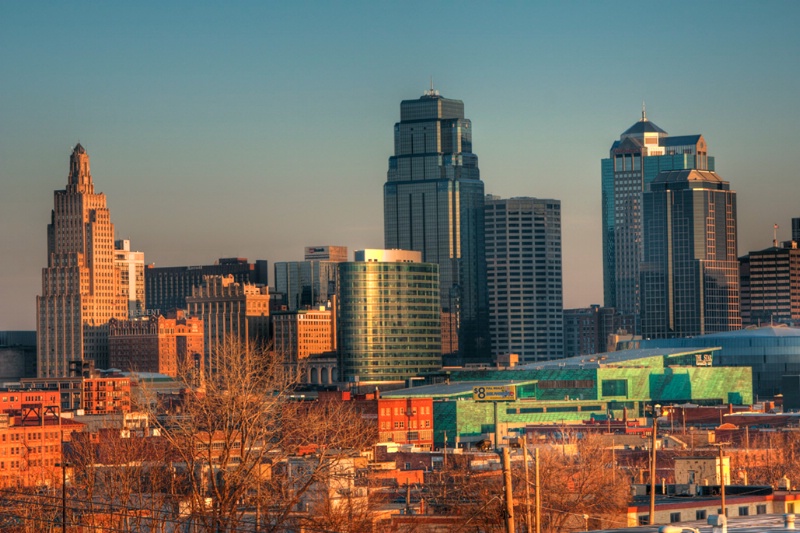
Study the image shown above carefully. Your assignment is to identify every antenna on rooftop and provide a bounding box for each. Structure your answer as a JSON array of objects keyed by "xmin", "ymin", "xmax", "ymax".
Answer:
[
  {"xmin": 774, "ymin": 223, "xmax": 779, "ymax": 247},
  {"xmin": 424, "ymin": 77, "xmax": 439, "ymax": 97},
  {"xmin": 642, "ymin": 100, "xmax": 647, "ymax": 121}
]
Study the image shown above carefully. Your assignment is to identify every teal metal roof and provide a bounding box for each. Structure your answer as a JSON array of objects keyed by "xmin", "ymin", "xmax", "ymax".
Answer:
[
  {"xmin": 381, "ymin": 380, "xmax": 538, "ymax": 399},
  {"xmin": 515, "ymin": 347, "xmax": 720, "ymax": 370}
]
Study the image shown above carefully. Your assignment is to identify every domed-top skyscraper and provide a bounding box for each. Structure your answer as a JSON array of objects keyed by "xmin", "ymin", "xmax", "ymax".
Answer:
[{"xmin": 601, "ymin": 106, "xmax": 714, "ymax": 332}]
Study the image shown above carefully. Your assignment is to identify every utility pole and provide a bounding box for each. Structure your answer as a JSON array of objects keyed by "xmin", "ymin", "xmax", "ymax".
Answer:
[
  {"xmin": 535, "ymin": 447, "xmax": 541, "ymax": 533},
  {"xmin": 649, "ymin": 404, "xmax": 660, "ymax": 525},
  {"xmin": 718, "ymin": 443, "xmax": 728, "ymax": 517},
  {"xmin": 502, "ymin": 446, "xmax": 515, "ymax": 533},
  {"xmin": 523, "ymin": 443, "xmax": 533, "ymax": 533}
]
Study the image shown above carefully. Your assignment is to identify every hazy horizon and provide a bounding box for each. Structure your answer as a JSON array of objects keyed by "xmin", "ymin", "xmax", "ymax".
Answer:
[{"xmin": 2, "ymin": 2, "xmax": 799, "ymax": 330}]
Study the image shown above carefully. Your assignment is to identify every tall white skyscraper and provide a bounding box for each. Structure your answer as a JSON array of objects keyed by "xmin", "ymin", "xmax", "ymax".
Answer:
[
  {"xmin": 114, "ymin": 239, "xmax": 145, "ymax": 318},
  {"xmin": 485, "ymin": 196, "xmax": 563, "ymax": 362}
]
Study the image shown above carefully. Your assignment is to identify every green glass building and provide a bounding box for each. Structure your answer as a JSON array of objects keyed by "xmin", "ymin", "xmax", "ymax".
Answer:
[
  {"xmin": 383, "ymin": 347, "xmax": 753, "ymax": 447},
  {"xmin": 338, "ymin": 249, "xmax": 442, "ymax": 382}
]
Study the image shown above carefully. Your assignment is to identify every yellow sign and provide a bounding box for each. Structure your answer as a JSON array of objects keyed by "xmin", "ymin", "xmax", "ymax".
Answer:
[{"xmin": 472, "ymin": 385, "xmax": 516, "ymax": 401}]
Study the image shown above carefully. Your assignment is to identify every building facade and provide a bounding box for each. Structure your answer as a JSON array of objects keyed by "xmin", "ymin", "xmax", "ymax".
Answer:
[
  {"xmin": 304, "ymin": 245, "xmax": 348, "ymax": 262},
  {"xmin": 640, "ymin": 169, "xmax": 741, "ymax": 339},
  {"xmin": 384, "ymin": 347, "xmax": 752, "ymax": 448},
  {"xmin": 274, "ymin": 260, "xmax": 340, "ymax": 311},
  {"xmin": 37, "ymin": 145, "xmax": 129, "ymax": 376},
  {"xmin": 602, "ymin": 110, "xmax": 715, "ymax": 330},
  {"xmin": 338, "ymin": 250, "xmax": 441, "ymax": 382},
  {"xmin": 108, "ymin": 310, "xmax": 204, "ymax": 377},
  {"xmin": 484, "ymin": 196, "xmax": 563, "ymax": 362},
  {"xmin": 739, "ymin": 240, "xmax": 800, "ymax": 327},
  {"xmin": 383, "ymin": 90, "xmax": 488, "ymax": 363},
  {"xmin": 114, "ymin": 239, "xmax": 145, "ymax": 318},
  {"xmin": 643, "ymin": 325, "xmax": 800, "ymax": 399},
  {"xmin": 145, "ymin": 258, "xmax": 268, "ymax": 313},
  {"xmin": 0, "ymin": 391, "xmax": 63, "ymax": 489},
  {"xmin": 186, "ymin": 275, "xmax": 270, "ymax": 372},
  {"xmin": 563, "ymin": 305, "xmax": 636, "ymax": 357},
  {"xmin": 273, "ymin": 306, "xmax": 336, "ymax": 362}
]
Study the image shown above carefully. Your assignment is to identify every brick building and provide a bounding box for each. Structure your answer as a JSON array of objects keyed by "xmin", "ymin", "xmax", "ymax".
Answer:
[
  {"xmin": 108, "ymin": 310, "xmax": 204, "ymax": 377},
  {"xmin": 319, "ymin": 391, "xmax": 434, "ymax": 449},
  {"xmin": 186, "ymin": 275, "xmax": 270, "ymax": 373},
  {"xmin": 273, "ymin": 306, "xmax": 335, "ymax": 362},
  {"xmin": 21, "ymin": 362, "xmax": 132, "ymax": 414},
  {"xmin": 0, "ymin": 389, "xmax": 78, "ymax": 489}
]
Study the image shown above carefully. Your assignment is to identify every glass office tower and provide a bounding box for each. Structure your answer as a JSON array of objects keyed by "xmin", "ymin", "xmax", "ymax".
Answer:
[
  {"xmin": 601, "ymin": 108, "xmax": 714, "ymax": 332},
  {"xmin": 384, "ymin": 90, "xmax": 488, "ymax": 363},
  {"xmin": 640, "ymin": 169, "xmax": 741, "ymax": 338},
  {"xmin": 337, "ymin": 250, "xmax": 441, "ymax": 382}
]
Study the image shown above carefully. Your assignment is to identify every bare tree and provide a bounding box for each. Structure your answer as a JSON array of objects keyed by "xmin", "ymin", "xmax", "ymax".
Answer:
[
  {"xmin": 535, "ymin": 436, "xmax": 630, "ymax": 533},
  {"xmin": 140, "ymin": 337, "xmax": 375, "ymax": 532}
]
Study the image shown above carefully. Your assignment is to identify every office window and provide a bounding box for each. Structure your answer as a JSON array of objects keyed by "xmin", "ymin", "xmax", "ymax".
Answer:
[
  {"xmin": 669, "ymin": 513, "xmax": 681, "ymax": 523},
  {"xmin": 739, "ymin": 507, "xmax": 749, "ymax": 516},
  {"xmin": 696, "ymin": 510, "xmax": 707, "ymax": 520}
]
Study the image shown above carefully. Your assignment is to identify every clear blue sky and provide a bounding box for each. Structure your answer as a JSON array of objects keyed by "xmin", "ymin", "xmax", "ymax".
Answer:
[{"xmin": 2, "ymin": 1, "xmax": 799, "ymax": 330}]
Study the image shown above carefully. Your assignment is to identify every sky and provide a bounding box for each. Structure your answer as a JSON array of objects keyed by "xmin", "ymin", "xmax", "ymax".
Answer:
[{"xmin": 1, "ymin": 2, "xmax": 799, "ymax": 330}]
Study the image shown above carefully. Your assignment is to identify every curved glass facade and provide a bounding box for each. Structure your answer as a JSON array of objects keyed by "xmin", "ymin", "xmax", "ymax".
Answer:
[{"xmin": 338, "ymin": 261, "xmax": 441, "ymax": 381}]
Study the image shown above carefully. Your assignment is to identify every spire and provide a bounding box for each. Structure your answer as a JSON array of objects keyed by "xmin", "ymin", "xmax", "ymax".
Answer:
[
  {"xmin": 642, "ymin": 100, "xmax": 647, "ymax": 122},
  {"xmin": 68, "ymin": 143, "xmax": 94, "ymax": 193}
]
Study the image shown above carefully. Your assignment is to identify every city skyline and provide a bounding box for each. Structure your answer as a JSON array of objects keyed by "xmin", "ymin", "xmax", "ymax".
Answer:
[{"xmin": 2, "ymin": 2, "xmax": 800, "ymax": 330}]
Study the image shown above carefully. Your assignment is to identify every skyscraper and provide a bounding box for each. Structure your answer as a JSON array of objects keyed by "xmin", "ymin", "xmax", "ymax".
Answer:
[
  {"xmin": 383, "ymin": 89, "xmax": 488, "ymax": 362},
  {"xmin": 602, "ymin": 109, "xmax": 714, "ymax": 330},
  {"xmin": 37, "ymin": 145, "xmax": 129, "ymax": 376},
  {"xmin": 337, "ymin": 250, "xmax": 441, "ymax": 382},
  {"xmin": 484, "ymin": 196, "xmax": 563, "ymax": 362},
  {"xmin": 739, "ymin": 231, "xmax": 800, "ymax": 327},
  {"xmin": 114, "ymin": 239, "xmax": 145, "ymax": 317},
  {"xmin": 640, "ymin": 169, "xmax": 741, "ymax": 338}
]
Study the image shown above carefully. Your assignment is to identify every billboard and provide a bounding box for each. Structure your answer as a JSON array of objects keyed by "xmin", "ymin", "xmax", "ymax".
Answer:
[{"xmin": 472, "ymin": 385, "xmax": 516, "ymax": 402}]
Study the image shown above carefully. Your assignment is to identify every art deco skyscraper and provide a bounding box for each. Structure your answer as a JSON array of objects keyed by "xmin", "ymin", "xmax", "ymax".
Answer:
[
  {"xmin": 602, "ymin": 108, "xmax": 714, "ymax": 331},
  {"xmin": 383, "ymin": 90, "xmax": 488, "ymax": 363},
  {"xmin": 37, "ymin": 145, "xmax": 129, "ymax": 376},
  {"xmin": 640, "ymin": 169, "xmax": 741, "ymax": 338}
]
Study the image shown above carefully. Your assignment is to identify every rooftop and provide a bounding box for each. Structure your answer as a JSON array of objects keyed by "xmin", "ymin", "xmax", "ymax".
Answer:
[
  {"xmin": 381, "ymin": 380, "xmax": 538, "ymax": 399},
  {"xmin": 622, "ymin": 118, "xmax": 667, "ymax": 136},
  {"xmin": 515, "ymin": 347, "xmax": 719, "ymax": 370}
]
